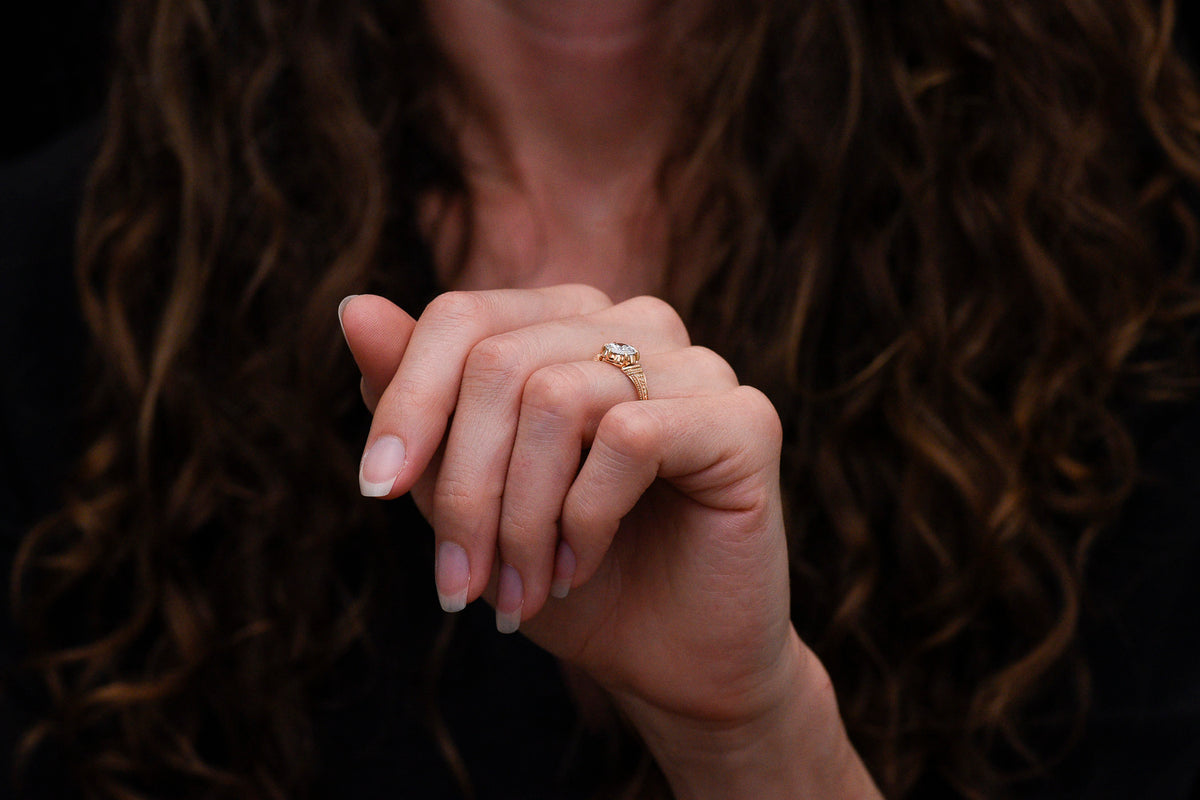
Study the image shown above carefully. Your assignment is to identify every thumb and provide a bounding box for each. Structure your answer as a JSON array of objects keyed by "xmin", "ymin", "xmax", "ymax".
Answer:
[{"xmin": 338, "ymin": 294, "xmax": 417, "ymax": 413}]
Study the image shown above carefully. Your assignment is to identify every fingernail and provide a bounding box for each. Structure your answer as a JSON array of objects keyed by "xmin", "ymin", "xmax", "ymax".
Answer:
[
  {"xmin": 435, "ymin": 541, "xmax": 470, "ymax": 613},
  {"xmin": 550, "ymin": 540, "xmax": 576, "ymax": 599},
  {"xmin": 337, "ymin": 295, "xmax": 358, "ymax": 341},
  {"xmin": 496, "ymin": 563, "xmax": 523, "ymax": 634},
  {"xmin": 359, "ymin": 435, "xmax": 405, "ymax": 497}
]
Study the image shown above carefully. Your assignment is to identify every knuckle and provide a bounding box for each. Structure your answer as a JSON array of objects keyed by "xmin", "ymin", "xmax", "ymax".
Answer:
[
  {"xmin": 623, "ymin": 294, "xmax": 674, "ymax": 317},
  {"xmin": 734, "ymin": 385, "xmax": 783, "ymax": 451},
  {"xmin": 498, "ymin": 513, "xmax": 545, "ymax": 553},
  {"xmin": 562, "ymin": 283, "xmax": 613, "ymax": 309},
  {"xmin": 522, "ymin": 364, "xmax": 587, "ymax": 419},
  {"xmin": 623, "ymin": 295, "xmax": 690, "ymax": 345},
  {"xmin": 383, "ymin": 374, "xmax": 445, "ymax": 417},
  {"xmin": 688, "ymin": 346, "xmax": 740, "ymax": 387},
  {"xmin": 561, "ymin": 495, "xmax": 615, "ymax": 549},
  {"xmin": 596, "ymin": 403, "xmax": 661, "ymax": 459},
  {"xmin": 559, "ymin": 503, "xmax": 595, "ymax": 541},
  {"xmin": 465, "ymin": 333, "xmax": 526, "ymax": 383},
  {"xmin": 433, "ymin": 475, "xmax": 485, "ymax": 524},
  {"xmin": 425, "ymin": 290, "xmax": 491, "ymax": 324}
]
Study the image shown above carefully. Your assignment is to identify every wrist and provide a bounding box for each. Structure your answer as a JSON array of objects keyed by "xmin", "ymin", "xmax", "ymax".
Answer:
[{"xmin": 617, "ymin": 630, "xmax": 881, "ymax": 800}]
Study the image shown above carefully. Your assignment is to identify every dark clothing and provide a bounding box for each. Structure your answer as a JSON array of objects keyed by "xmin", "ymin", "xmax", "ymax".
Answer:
[
  {"xmin": 2, "ymin": 124, "xmax": 1199, "ymax": 799},
  {"xmin": 0, "ymin": 124, "xmax": 621, "ymax": 800},
  {"xmin": 1013, "ymin": 398, "xmax": 1200, "ymax": 799}
]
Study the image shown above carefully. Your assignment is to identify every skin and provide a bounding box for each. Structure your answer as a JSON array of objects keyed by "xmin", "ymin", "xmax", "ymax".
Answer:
[{"xmin": 339, "ymin": 2, "xmax": 884, "ymax": 796}]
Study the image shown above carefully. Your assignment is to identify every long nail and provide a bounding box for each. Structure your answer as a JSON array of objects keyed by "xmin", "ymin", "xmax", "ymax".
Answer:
[
  {"xmin": 337, "ymin": 295, "xmax": 358, "ymax": 341},
  {"xmin": 550, "ymin": 540, "xmax": 576, "ymax": 599},
  {"xmin": 436, "ymin": 541, "xmax": 471, "ymax": 613},
  {"xmin": 496, "ymin": 564, "xmax": 523, "ymax": 634},
  {"xmin": 359, "ymin": 435, "xmax": 405, "ymax": 497}
]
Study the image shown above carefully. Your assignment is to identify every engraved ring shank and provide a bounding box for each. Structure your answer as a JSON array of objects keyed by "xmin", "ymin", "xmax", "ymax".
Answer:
[{"xmin": 595, "ymin": 342, "xmax": 649, "ymax": 401}]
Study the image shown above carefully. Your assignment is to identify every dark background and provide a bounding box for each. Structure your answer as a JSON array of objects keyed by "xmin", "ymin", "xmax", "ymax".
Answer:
[
  {"xmin": 3, "ymin": 3, "xmax": 1200, "ymax": 162},
  {"xmin": 3, "ymin": 1, "xmax": 114, "ymax": 160}
]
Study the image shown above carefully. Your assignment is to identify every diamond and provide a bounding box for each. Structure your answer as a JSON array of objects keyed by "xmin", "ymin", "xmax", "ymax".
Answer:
[{"xmin": 604, "ymin": 343, "xmax": 638, "ymax": 357}]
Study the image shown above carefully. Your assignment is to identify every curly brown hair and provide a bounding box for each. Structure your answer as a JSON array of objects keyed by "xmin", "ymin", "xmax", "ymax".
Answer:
[{"xmin": 12, "ymin": 0, "xmax": 1200, "ymax": 798}]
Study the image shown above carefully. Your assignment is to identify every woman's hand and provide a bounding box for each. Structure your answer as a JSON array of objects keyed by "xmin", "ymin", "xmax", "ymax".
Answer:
[{"xmin": 338, "ymin": 286, "xmax": 880, "ymax": 798}]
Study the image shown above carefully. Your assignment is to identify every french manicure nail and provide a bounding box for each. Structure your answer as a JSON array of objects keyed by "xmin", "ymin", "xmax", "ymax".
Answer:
[
  {"xmin": 435, "ymin": 541, "xmax": 470, "ymax": 613},
  {"xmin": 359, "ymin": 435, "xmax": 405, "ymax": 497},
  {"xmin": 337, "ymin": 295, "xmax": 358, "ymax": 340},
  {"xmin": 496, "ymin": 563, "xmax": 523, "ymax": 634},
  {"xmin": 550, "ymin": 540, "xmax": 576, "ymax": 599}
]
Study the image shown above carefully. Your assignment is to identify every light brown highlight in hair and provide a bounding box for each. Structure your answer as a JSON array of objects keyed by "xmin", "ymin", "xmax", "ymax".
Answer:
[{"xmin": 11, "ymin": 1, "xmax": 1200, "ymax": 798}]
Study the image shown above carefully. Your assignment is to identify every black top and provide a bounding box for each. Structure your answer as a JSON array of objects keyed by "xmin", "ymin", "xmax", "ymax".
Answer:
[
  {"xmin": 0, "ymin": 125, "xmax": 621, "ymax": 799},
  {"xmin": 2, "ymin": 124, "xmax": 1199, "ymax": 799}
]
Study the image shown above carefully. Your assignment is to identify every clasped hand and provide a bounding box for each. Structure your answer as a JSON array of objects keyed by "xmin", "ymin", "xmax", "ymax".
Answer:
[{"xmin": 339, "ymin": 286, "xmax": 856, "ymax": 794}]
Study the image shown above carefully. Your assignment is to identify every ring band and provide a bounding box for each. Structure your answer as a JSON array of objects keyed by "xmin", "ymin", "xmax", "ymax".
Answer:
[{"xmin": 594, "ymin": 342, "xmax": 648, "ymax": 401}]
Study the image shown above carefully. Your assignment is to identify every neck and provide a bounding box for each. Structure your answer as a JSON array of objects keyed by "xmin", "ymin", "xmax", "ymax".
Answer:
[
  {"xmin": 428, "ymin": 0, "xmax": 678, "ymax": 187},
  {"xmin": 424, "ymin": 0, "xmax": 686, "ymax": 299}
]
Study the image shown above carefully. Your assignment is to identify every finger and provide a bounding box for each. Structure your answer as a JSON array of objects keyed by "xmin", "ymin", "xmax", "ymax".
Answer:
[
  {"xmin": 359, "ymin": 284, "xmax": 612, "ymax": 500},
  {"xmin": 561, "ymin": 386, "xmax": 784, "ymax": 592},
  {"xmin": 496, "ymin": 347, "xmax": 739, "ymax": 630},
  {"xmin": 338, "ymin": 294, "xmax": 417, "ymax": 414},
  {"xmin": 431, "ymin": 297, "xmax": 690, "ymax": 618}
]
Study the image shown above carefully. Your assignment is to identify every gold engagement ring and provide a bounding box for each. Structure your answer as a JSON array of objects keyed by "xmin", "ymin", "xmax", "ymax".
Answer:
[{"xmin": 594, "ymin": 342, "xmax": 649, "ymax": 401}]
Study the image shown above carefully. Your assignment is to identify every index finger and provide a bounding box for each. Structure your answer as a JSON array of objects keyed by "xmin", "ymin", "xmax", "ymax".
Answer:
[
  {"xmin": 358, "ymin": 284, "xmax": 612, "ymax": 498},
  {"xmin": 339, "ymin": 294, "xmax": 418, "ymax": 413}
]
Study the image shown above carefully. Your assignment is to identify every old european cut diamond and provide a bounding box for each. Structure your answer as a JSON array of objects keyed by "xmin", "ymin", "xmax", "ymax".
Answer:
[{"xmin": 603, "ymin": 342, "xmax": 639, "ymax": 361}]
